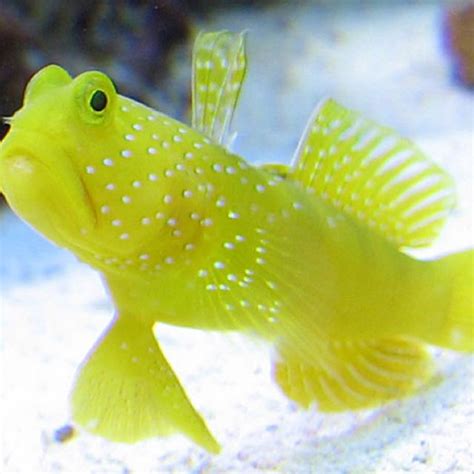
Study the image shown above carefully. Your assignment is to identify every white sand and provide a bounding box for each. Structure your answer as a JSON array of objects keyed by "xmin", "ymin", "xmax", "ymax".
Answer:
[{"xmin": 1, "ymin": 2, "xmax": 473, "ymax": 472}]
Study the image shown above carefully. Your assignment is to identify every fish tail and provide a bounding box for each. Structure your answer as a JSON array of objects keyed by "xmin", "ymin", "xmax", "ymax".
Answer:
[
  {"xmin": 425, "ymin": 249, "xmax": 474, "ymax": 352},
  {"xmin": 71, "ymin": 314, "xmax": 220, "ymax": 453}
]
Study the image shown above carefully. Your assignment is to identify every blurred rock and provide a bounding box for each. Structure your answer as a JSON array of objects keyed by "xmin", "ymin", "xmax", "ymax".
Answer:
[
  {"xmin": 0, "ymin": 7, "xmax": 34, "ymax": 141},
  {"xmin": 0, "ymin": 1, "xmax": 193, "ymax": 107},
  {"xmin": 443, "ymin": 2, "xmax": 474, "ymax": 87}
]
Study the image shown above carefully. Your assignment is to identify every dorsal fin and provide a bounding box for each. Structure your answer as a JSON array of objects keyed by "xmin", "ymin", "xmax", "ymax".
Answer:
[
  {"xmin": 291, "ymin": 99, "xmax": 457, "ymax": 249},
  {"xmin": 191, "ymin": 30, "xmax": 247, "ymax": 146}
]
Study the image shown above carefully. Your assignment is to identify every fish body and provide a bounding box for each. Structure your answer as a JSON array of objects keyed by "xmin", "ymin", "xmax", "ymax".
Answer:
[{"xmin": 0, "ymin": 31, "xmax": 472, "ymax": 452}]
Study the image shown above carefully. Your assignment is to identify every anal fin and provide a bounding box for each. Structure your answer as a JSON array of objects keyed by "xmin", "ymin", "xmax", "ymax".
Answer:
[
  {"xmin": 71, "ymin": 315, "xmax": 220, "ymax": 453},
  {"xmin": 273, "ymin": 336, "xmax": 434, "ymax": 412}
]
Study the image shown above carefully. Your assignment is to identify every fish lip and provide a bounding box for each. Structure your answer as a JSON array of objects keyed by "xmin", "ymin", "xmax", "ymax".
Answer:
[{"xmin": 0, "ymin": 127, "xmax": 98, "ymax": 237}]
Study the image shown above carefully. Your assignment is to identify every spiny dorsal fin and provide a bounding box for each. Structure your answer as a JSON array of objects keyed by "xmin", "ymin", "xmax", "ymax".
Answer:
[
  {"xmin": 274, "ymin": 336, "xmax": 434, "ymax": 411},
  {"xmin": 191, "ymin": 30, "xmax": 247, "ymax": 146},
  {"xmin": 291, "ymin": 99, "xmax": 457, "ymax": 249}
]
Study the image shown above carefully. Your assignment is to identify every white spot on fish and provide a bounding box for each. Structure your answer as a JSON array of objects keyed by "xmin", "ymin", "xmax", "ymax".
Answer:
[
  {"xmin": 103, "ymin": 158, "xmax": 114, "ymax": 167},
  {"xmin": 85, "ymin": 165, "xmax": 95, "ymax": 174},
  {"xmin": 201, "ymin": 217, "xmax": 213, "ymax": 227},
  {"xmin": 121, "ymin": 150, "xmax": 133, "ymax": 158},
  {"xmin": 216, "ymin": 196, "xmax": 226, "ymax": 207}
]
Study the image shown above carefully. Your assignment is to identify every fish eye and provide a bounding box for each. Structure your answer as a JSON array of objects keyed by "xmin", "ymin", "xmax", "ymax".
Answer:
[
  {"xmin": 74, "ymin": 71, "xmax": 116, "ymax": 125},
  {"xmin": 90, "ymin": 90, "xmax": 108, "ymax": 112}
]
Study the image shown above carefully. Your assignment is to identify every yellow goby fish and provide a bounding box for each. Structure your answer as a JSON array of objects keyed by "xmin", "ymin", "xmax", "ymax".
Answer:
[{"xmin": 0, "ymin": 31, "xmax": 472, "ymax": 453}]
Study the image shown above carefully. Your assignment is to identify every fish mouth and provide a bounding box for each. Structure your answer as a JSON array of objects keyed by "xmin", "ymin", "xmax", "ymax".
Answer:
[{"xmin": 0, "ymin": 127, "xmax": 97, "ymax": 249}]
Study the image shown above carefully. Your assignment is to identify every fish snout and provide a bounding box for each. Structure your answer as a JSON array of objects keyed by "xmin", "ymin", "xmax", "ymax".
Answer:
[{"xmin": 0, "ymin": 129, "xmax": 97, "ymax": 246}]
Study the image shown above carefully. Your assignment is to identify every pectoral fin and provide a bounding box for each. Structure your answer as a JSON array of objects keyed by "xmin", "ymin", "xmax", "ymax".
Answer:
[
  {"xmin": 274, "ymin": 336, "xmax": 434, "ymax": 411},
  {"xmin": 71, "ymin": 315, "xmax": 220, "ymax": 453}
]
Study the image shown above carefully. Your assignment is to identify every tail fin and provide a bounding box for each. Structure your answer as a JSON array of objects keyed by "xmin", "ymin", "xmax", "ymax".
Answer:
[
  {"xmin": 427, "ymin": 249, "xmax": 474, "ymax": 351},
  {"xmin": 71, "ymin": 315, "xmax": 220, "ymax": 453}
]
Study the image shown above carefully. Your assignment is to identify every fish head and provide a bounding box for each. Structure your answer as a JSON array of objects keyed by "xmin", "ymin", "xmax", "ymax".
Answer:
[
  {"xmin": 0, "ymin": 65, "xmax": 118, "ymax": 249},
  {"xmin": 0, "ymin": 64, "xmax": 210, "ymax": 266}
]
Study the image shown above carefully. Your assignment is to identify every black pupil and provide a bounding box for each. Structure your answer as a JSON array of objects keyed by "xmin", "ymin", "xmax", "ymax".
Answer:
[{"xmin": 90, "ymin": 90, "xmax": 107, "ymax": 112}]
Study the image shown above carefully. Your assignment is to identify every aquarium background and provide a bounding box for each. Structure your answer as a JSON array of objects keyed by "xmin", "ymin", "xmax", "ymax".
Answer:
[{"xmin": 1, "ymin": 1, "xmax": 473, "ymax": 472}]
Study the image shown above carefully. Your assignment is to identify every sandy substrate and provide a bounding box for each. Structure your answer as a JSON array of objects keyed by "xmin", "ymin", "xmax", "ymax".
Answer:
[{"xmin": 1, "ymin": 2, "xmax": 473, "ymax": 473}]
